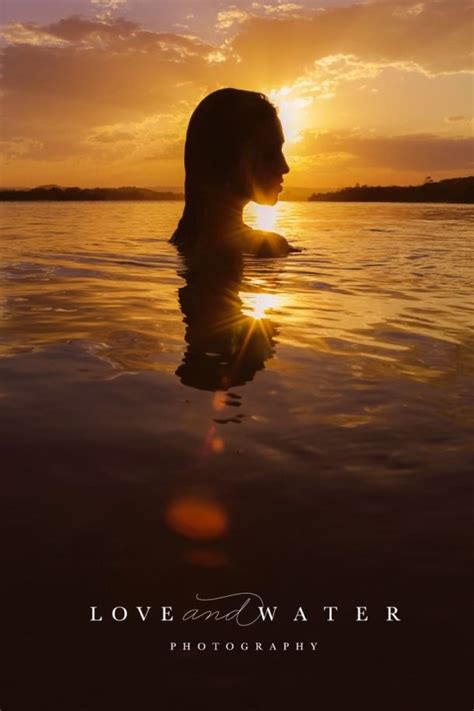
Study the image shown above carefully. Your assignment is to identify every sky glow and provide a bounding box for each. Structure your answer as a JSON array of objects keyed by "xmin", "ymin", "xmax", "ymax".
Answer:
[{"xmin": 1, "ymin": 0, "xmax": 472, "ymax": 188}]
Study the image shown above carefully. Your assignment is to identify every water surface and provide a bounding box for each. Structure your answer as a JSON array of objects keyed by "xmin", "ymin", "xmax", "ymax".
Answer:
[
  {"xmin": 1, "ymin": 201, "xmax": 471, "ymax": 473},
  {"xmin": 0, "ymin": 200, "xmax": 472, "ymax": 708}
]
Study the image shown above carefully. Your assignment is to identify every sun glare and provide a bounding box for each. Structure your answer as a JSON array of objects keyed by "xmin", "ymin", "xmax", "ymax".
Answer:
[
  {"xmin": 245, "ymin": 202, "xmax": 279, "ymax": 231},
  {"xmin": 269, "ymin": 88, "xmax": 312, "ymax": 144},
  {"xmin": 239, "ymin": 292, "xmax": 284, "ymax": 320}
]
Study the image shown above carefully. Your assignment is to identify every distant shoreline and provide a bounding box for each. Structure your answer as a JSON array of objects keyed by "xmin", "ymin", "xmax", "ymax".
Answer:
[
  {"xmin": 308, "ymin": 176, "xmax": 473, "ymax": 204},
  {"xmin": 0, "ymin": 186, "xmax": 184, "ymax": 202},
  {"xmin": 1, "ymin": 177, "xmax": 473, "ymax": 203}
]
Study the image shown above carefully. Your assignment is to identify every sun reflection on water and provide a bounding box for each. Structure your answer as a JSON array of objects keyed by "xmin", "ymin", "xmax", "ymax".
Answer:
[
  {"xmin": 239, "ymin": 291, "xmax": 285, "ymax": 320},
  {"xmin": 245, "ymin": 202, "xmax": 279, "ymax": 231}
]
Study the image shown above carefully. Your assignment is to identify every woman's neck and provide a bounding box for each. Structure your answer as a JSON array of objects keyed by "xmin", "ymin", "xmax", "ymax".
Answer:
[
  {"xmin": 177, "ymin": 187, "xmax": 251, "ymax": 251},
  {"xmin": 205, "ymin": 194, "xmax": 246, "ymax": 233}
]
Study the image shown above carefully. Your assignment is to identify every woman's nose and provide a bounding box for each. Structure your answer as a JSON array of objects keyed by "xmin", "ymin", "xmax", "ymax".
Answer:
[{"xmin": 281, "ymin": 154, "xmax": 290, "ymax": 174}]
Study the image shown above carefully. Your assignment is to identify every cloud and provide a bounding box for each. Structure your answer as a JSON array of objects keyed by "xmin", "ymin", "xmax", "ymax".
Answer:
[
  {"xmin": 0, "ymin": 137, "xmax": 44, "ymax": 161},
  {"xmin": 90, "ymin": 0, "xmax": 127, "ymax": 11},
  {"xmin": 217, "ymin": 0, "xmax": 304, "ymax": 31},
  {"xmin": 143, "ymin": 138, "xmax": 184, "ymax": 161},
  {"xmin": 290, "ymin": 54, "xmax": 386, "ymax": 103},
  {"xmin": 90, "ymin": 0, "xmax": 127, "ymax": 6},
  {"xmin": 0, "ymin": 17, "xmax": 217, "ymax": 114},
  {"xmin": 231, "ymin": 0, "xmax": 473, "ymax": 78},
  {"xmin": 87, "ymin": 129, "xmax": 136, "ymax": 144},
  {"xmin": 445, "ymin": 115, "xmax": 469, "ymax": 123},
  {"xmin": 89, "ymin": 0, "xmax": 128, "ymax": 21},
  {"xmin": 215, "ymin": 7, "xmax": 250, "ymax": 31},
  {"xmin": 0, "ymin": 22, "xmax": 69, "ymax": 47},
  {"xmin": 1, "ymin": 16, "xmax": 213, "ymax": 56},
  {"xmin": 250, "ymin": 3, "xmax": 304, "ymax": 16},
  {"xmin": 393, "ymin": 2, "xmax": 425, "ymax": 18},
  {"xmin": 83, "ymin": 115, "xmax": 185, "ymax": 160},
  {"xmin": 0, "ymin": 15, "xmax": 222, "ymax": 174},
  {"xmin": 295, "ymin": 131, "xmax": 474, "ymax": 172}
]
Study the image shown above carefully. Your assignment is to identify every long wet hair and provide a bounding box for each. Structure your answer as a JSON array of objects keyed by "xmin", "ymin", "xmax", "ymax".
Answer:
[{"xmin": 170, "ymin": 88, "xmax": 277, "ymax": 249}]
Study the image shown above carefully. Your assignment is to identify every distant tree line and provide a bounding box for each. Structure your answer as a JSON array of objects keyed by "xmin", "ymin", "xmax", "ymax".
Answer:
[
  {"xmin": 2, "ymin": 177, "xmax": 473, "ymax": 203},
  {"xmin": 308, "ymin": 176, "xmax": 474, "ymax": 204},
  {"xmin": 0, "ymin": 186, "xmax": 184, "ymax": 201}
]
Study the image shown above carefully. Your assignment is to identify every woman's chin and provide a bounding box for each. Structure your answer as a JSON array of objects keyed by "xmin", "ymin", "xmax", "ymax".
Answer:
[{"xmin": 253, "ymin": 189, "xmax": 279, "ymax": 206}]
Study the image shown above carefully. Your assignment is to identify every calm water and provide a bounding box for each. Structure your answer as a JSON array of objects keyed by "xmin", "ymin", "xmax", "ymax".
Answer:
[
  {"xmin": 0, "ymin": 201, "xmax": 472, "ymax": 708},
  {"xmin": 1, "ymin": 201, "xmax": 472, "ymax": 472}
]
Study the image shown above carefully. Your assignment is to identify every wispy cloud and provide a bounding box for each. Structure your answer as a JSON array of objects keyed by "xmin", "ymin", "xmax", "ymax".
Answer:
[
  {"xmin": 445, "ymin": 115, "xmax": 469, "ymax": 123},
  {"xmin": 0, "ymin": 137, "xmax": 44, "ymax": 161},
  {"xmin": 90, "ymin": 0, "xmax": 127, "ymax": 9},
  {"xmin": 0, "ymin": 16, "xmax": 215, "ymax": 171},
  {"xmin": 215, "ymin": 7, "xmax": 250, "ymax": 31},
  {"xmin": 295, "ymin": 131, "xmax": 474, "ymax": 172},
  {"xmin": 89, "ymin": 0, "xmax": 128, "ymax": 21},
  {"xmin": 251, "ymin": 2, "xmax": 303, "ymax": 16},
  {"xmin": 1, "ymin": 22, "xmax": 69, "ymax": 47}
]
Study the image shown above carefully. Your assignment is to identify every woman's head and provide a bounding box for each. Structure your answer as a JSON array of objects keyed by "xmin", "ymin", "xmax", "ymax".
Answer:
[{"xmin": 184, "ymin": 88, "xmax": 289, "ymax": 207}]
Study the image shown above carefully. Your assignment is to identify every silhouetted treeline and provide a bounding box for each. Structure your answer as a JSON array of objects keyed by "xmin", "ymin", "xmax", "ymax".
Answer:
[
  {"xmin": 0, "ymin": 186, "xmax": 184, "ymax": 201},
  {"xmin": 308, "ymin": 177, "xmax": 474, "ymax": 204}
]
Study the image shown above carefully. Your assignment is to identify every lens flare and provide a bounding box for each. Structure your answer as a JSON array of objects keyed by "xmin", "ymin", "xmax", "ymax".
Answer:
[
  {"xmin": 165, "ymin": 496, "xmax": 228, "ymax": 541},
  {"xmin": 239, "ymin": 292, "xmax": 284, "ymax": 320},
  {"xmin": 244, "ymin": 202, "xmax": 279, "ymax": 231}
]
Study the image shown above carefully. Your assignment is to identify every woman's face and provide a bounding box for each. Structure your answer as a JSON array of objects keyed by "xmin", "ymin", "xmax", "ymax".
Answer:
[{"xmin": 241, "ymin": 115, "xmax": 290, "ymax": 206}]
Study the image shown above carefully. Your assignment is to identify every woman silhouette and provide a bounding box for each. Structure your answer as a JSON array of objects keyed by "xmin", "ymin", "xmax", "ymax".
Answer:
[{"xmin": 170, "ymin": 88, "xmax": 299, "ymax": 257}]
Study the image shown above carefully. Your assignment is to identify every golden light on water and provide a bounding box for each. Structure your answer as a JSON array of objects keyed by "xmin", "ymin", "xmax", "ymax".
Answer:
[
  {"xmin": 212, "ymin": 391, "xmax": 227, "ymax": 412},
  {"xmin": 239, "ymin": 292, "xmax": 285, "ymax": 320},
  {"xmin": 245, "ymin": 202, "xmax": 279, "ymax": 231}
]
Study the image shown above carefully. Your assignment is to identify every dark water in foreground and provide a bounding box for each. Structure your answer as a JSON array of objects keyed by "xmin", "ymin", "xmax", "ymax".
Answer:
[{"xmin": 0, "ymin": 201, "xmax": 472, "ymax": 709}]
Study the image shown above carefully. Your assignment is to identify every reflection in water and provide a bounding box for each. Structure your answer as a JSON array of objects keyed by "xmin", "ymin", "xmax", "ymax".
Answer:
[
  {"xmin": 239, "ymin": 291, "xmax": 286, "ymax": 320},
  {"xmin": 175, "ymin": 252, "xmax": 279, "ymax": 391},
  {"xmin": 165, "ymin": 496, "xmax": 228, "ymax": 540},
  {"xmin": 0, "ymin": 200, "xmax": 472, "ymax": 467}
]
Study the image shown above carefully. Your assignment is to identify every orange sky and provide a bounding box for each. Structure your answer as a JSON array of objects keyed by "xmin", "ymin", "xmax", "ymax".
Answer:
[{"xmin": 1, "ymin": 0, "xmax": 473, "ymax": 188}]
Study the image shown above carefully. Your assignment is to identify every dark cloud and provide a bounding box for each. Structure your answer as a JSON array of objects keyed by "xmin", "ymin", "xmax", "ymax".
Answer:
[{"xmin": 298, "ymin": 131, "xmax": 474, "ymax": 171}]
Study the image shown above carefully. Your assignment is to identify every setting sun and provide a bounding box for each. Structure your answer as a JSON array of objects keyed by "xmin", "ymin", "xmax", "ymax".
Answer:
[{"xmin": 269, "ymin": 89, "xmax": 312, "ymax": 144}]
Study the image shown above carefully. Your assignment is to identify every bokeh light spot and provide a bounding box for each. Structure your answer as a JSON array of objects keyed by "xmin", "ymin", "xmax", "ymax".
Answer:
[
  {"xmin": 211, "ymin": 437, "xmax": 225, "ymax": 453},
  {"xmin": 165, "ymin": 497, "xmax": 228, "ymax": 540},
  {"xmin": 185, "ymin": 548, "xmax": 229, "ymax": 568}
]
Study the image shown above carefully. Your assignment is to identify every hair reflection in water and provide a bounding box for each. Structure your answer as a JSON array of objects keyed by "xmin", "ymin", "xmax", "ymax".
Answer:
[{"xmin": 176, "ymin": 252, "xmax": 278, "ymax": 391}]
